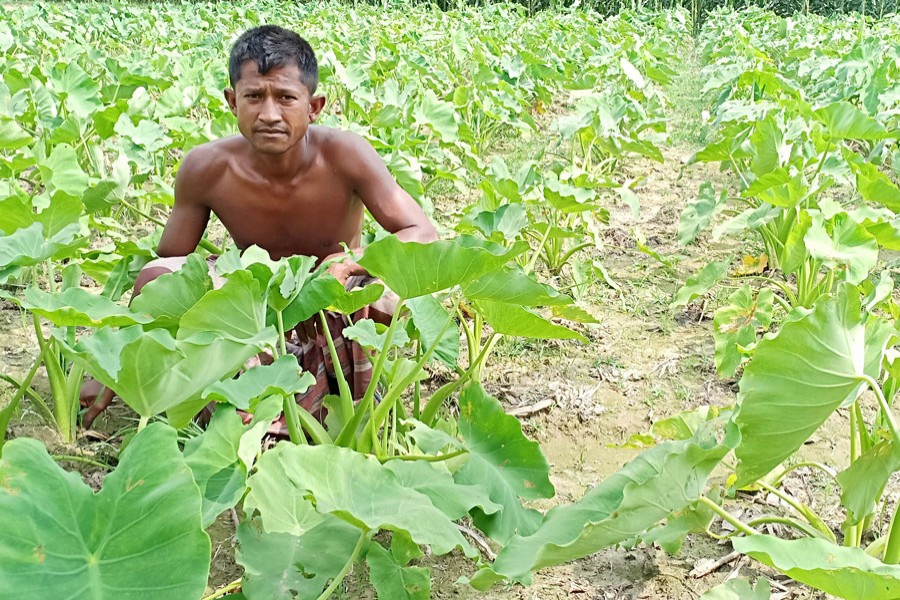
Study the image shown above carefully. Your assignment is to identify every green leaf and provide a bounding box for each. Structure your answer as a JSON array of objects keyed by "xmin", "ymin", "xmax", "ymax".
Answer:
[
  {"xmin": 670, "ymin": 260, "xmax": 730, "ymax": 309},
  {"xmin": 367, "ymin": 542, "xmax": 431, "ymax": 600},
  {"xmin": 472, "ymin": 433, "xmax": 729, "ymax": 588},
  {"xmin": 713, "ymin": 286, "xmax": 775, "ymax": 377},
  {"xmin": 461, "ymin": 203, "xmax": 528, "ymax": 241},
  {"xmin": 463, "ymin": 267, "xmax": 573, "ymax": 306},
  {"xmin": 56, "ymin": 62, "xmax": 102, "ymax": 119},
  {"xmin": 850, "ymin": 160, "xmax": 900, "ymax": 213},
  {"xmin": 202, "ymin": 355, "xmax": 315, "ymax": 410},
  {"xmin": 814, "ymin": 102, "xmax": 891, "ymax": 140},
  {"xmin": 0, "ymin": 117, "xmax": 33, "ymax": 149},
  {"xmin": 456, "ymin": 383, "xmax": 554, "ymax": 544},
  {"xmin": 237, "ymin": 516, "xmax": 360, "ymax": 600},
  {"xmin": 734, "ymin": 535, "xmax": 900, "ymax": 600},
  {"xmin": 679, "ymin": 181, "xmax": 726, "ymax": 246},
  {"xmin": 183, "ymin": 408, "xmax": 249, "ymax": 527},
  {"xmin": 0, "ymin": 222, "xmax": 87, "ymax": 269},
  {"xmin": 384, "ymin": 460, "xmax": 502, "ymax": 520},
  {"xmin": 735, "ymin": 285, "xmax": 892, "ymax": 486},
  {"xmin": 344, "ymin": 318, "xmax": 410, "ymax": 352},
  {"xmin": 358, "ymin": 235, "xmax": 526, "ymax": 299},
  {"xmin": 0, "ymin": 423, "xmax": 209, "ymax": 600},
  {"xmin": 414, "ymin": 90, "xmax": 458, "ymax": 142},
  {"xmin": 247, "ymin": 443, "xmax": 475, "ymax": 556},
  {"xmin": 130, "ymin": 254, "xmax": 213, "ymax": 330},
  {"xmin": 19, "ymin": 286, "xmax": 151, "ymax": 328},
  {"xmin": 805, "ymin": 213, "xmax": 878, "ymax": 285},
  {"xmin": 543, "ymin": 177, "xmax": 599, "ymax": 213},
  {"xmin": 700, "ymin": 578, "xmax": 771, "ymax": 600},
  {"xmin": 36, "ymin": 191, "xmax": 82, "ymax": 237},
  {"xmin": 406, "ymin": 295, "xmax": 459, "ymax": 369},
  {"xmin": 474, "ymin": 299, "xmax": 586, "ymax": 342},
  {"xmin": 38, "ymin": 143, "xmax": 89, "ymax": 196},
  {"xmin": 837, "ymin": 440, "xmax": 900, "ymax": 526},
  {"xmin": 58, "ymin": 326, "xmax": 275, "ymax": 419},
  {"xmin": 178, "ymin": 270, "xmax": 267, "ymax": 341}
]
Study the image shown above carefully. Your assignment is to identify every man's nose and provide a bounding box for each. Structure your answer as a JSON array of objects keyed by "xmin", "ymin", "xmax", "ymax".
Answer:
[{"xmin": 258, "ymin": 97, "xmax": 281, "ymax": 124}]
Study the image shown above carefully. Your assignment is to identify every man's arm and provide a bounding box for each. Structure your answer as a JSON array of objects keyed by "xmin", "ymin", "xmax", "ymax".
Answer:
[
  {"xmin": 327, "ymin": 132, "xmax": 438, "ymax": 281},
  {"xmin": 156, "ymin": 149, "xmax": 213, "ymax": 257}
]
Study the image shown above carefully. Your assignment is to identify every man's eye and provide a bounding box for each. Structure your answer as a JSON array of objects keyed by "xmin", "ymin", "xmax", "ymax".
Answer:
[{"xmin": 281, "ymin": 95, "xmax": 296, "ymax": 101}]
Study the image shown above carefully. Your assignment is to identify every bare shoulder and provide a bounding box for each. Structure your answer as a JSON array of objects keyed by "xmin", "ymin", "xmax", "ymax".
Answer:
[
  {"xmin": 315, "ymin": 126, "xmax": 379, "ymax": 175},
  {"xmin": 175, "ymin": 137, "xmax": 242, "ymax": 204}
]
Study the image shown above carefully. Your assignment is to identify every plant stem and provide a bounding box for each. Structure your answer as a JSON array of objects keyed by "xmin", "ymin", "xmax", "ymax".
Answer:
[
  {"xmin": 314, "ymin": 529, "xmax": 368, "ymax": 600},
  {"xmin": 137, "ymin": 415, "xmax": 149, "ymax": 432},
  {"xmin": 52, "ymin": 454, "xmax": 113, "ymax": 470},
  {"xmin": 319, "ymin": 310, "xmax": 353, "ymax": 421},
  {"xmin": 754, "ymin": 479, "xmax": 836, "ymax": 543},
  {"xmin": 772, "ymin": 461, "xmax": 838, "ymax": 486},
  {"xmin": 380, "ymin": 449, "xmax": 468, "ymax": 463},
  {"xmin": 745, "ymin": 516, "xmax": 831, "ymax": 540},
  {"xmin": 698, "ymin": 496, "xmax": 759, "ymax": 537},
  {"xmin": 859, "ymin": 374, "xmax": 900, "ymax": 446},
  {"xmin": 884, "ymin": 502, "xmax": 900, "ymax": 564},
  {"xmin": 200, "ymin": 579, "xmax": 242, "ymax": 600}
]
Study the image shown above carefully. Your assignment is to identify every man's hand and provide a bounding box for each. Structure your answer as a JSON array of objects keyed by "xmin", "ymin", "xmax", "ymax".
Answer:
[{"xmin": 326, "ymin": 259, "xmax": 355, "ymax": 286}]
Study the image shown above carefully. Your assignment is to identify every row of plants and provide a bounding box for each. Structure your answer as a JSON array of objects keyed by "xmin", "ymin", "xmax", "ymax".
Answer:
[
  {"xmin": 0, "ymin": 1, "xmax": 684, "ymax": 597},
  {"xmin": 665, "ymin": 7, "xmax": 900, "ymax": 598}
]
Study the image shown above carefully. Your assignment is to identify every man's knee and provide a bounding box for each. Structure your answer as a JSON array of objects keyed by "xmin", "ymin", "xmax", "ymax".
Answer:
[{"xmin": 133, "ymin": 256, "xmax": 187, "ymax": 296}]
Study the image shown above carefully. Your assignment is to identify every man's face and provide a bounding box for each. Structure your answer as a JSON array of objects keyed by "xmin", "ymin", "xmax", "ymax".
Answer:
[{"xmin": 224, "ymin": 61, "xmax": 323, "ymax": 155}]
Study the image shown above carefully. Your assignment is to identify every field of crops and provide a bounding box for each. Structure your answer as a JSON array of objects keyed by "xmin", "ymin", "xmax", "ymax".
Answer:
[{"xmin": 1, "ymin": 1, "xmax": 900, "ymax": 598}]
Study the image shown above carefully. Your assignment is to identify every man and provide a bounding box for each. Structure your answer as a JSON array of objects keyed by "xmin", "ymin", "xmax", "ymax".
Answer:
[{"xmin": 81, "ymin": 25, "xmax": 438, "ymax": 428}]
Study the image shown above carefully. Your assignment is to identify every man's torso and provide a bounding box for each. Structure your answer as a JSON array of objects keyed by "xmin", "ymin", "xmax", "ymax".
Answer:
[{"xmin": 196, "ymin": 126, "xmax": 364, "ymax": 260}]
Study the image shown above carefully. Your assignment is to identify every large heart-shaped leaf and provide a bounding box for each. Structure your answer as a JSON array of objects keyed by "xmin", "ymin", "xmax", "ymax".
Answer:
[
  {"xmin": 0, "ymin": 423, "xmax": 209, "ymax": 600},
  {"xmin": 358, "ymin": 235, "xmax": 527, "ymax": 299},
  {"xmin": 202, "ymin": 355, "xmax": 315, "ymax": 410},
  {"xmin": 713, "ymin": 286, "xmax": 775, "ymax": 377},
  {"xmin": 734, "ymin": 535, "xmax": 900, "ymax": 600},
  {"xmin": 455, "ymin": 383, "xmax": 554, "ymax": 544},
  {"xmin": 247, "ymin": 443, "xmax": 475, "ymax": 556},
  {"xmin": 129, "ymin": 254, "xmax": 213, "ymax": 330},
  {"xmin": 384, "ymin": 459, "xmax": 502, "ymax": 520},
  {"xmin": 813, "ymin": 102, "xmax": 891, "ymax": 140},
  {"xmin": 735, "ymin": 285, "xmax": 892, "ymax": 486},
  {"xmin": 19, "ymin": 286, "xmax": 151, "ymax": 328},
  {"xmin": 58, "ymin": 326, "xmax": 275, "ymax": 419},
  {"xmin": 474, "ymin": 299, "xmax": 587, "ymax": 342},
  {"xmin": 237, "ymin": 516, "xmax": 360, "ymax": 600},
  {"xmin": 469, "ymin": 433, "xmax": 729, "ymax": 588},
  {"xmin": 805, "ymin": 213, "xmax": 878, "ymax": 285}
]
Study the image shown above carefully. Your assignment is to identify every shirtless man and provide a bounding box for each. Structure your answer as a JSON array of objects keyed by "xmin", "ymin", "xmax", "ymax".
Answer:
[{"xmin": 81, "ymin": 25, "xmax": 437, "ymax": 427}]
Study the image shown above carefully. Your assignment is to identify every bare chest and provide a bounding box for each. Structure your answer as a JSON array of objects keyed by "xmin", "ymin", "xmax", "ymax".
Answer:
[{"xmin": 208, "ymin": 168, "xmax": 364, "ymax": 259}]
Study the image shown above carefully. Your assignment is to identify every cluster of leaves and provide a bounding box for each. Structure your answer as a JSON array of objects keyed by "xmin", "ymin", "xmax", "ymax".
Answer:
[
  {"xmin": 675, "ymin": 6, "xmax": 900, "ymax": 377},
  {"xmin": 655, "ymin": 8, "xmax": 900, "ymax": 599}
]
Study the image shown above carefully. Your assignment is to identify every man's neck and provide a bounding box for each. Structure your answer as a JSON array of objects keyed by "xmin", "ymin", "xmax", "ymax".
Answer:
[{"xmin": 249, "ymin": 133, "xmax": 315, "ymax": 183}]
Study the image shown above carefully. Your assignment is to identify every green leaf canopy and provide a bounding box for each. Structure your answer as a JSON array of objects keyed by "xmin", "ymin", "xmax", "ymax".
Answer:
[{"xmin": 0, "ymin": 424, "xmax": 209, "ymax": 600}]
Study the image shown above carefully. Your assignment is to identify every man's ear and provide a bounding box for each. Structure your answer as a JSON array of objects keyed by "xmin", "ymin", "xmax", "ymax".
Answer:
[
  {"xmin": 308, "ymin": 94, "xmax": 326, "ymax": 122},
  {"xmin": 223, "ymin": 88, "xmax": 237, "ymax": 116}
]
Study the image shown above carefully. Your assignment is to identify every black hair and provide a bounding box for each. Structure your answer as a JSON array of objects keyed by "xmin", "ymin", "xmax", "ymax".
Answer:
[{"xmin": 228, "ymin": 25, "xmax": 318, "ymax": 94}]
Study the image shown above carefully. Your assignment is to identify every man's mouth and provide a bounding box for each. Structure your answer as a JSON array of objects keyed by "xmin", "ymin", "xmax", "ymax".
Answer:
[{"xmin": 256, "ymin": 129, "xmax": 286, "ymax": 135}]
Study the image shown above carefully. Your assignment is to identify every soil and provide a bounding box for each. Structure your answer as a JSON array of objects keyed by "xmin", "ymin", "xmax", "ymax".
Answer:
[{"xmin": 0, "ymin": 52, "xmax": 847, "ymax": 600}]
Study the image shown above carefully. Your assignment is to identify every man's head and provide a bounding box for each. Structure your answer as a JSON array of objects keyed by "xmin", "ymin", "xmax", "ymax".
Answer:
[
  {"xmin": 228, "ymin": 25, "xmax": 318, "ymax": 94},
  {"xmin": 224, "ymin": 26, "xmax": 325, "ymax": 155}
]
